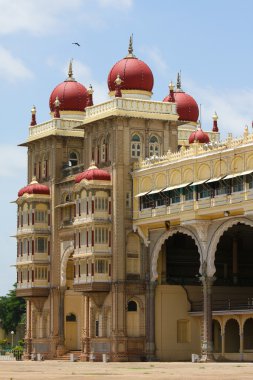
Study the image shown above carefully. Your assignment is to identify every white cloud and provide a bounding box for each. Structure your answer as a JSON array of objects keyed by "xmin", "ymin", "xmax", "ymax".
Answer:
[
  {"xmin": 183, "ymin": 79, "xmax": 253, "ymax": 139},
  {"xmin": 0, "ymin": 0, "xmax": 82, "ymax": 35},
  {"xmin": 0, "ymin": 46, "xmax": 33, "ymax": 81},
  {"xmin": 142, "ymin": 46, "xmax": 168, "ymax": 74},
  {"xmin": 0, "ymin": 145, "xmax": 26, "ymax": 178},
  {"xmin": 98, "ymin": 0, "xmax": 133, "ymax": 9},
  {"xmin": 63, "ymin": 60, "xmax": 108, "ymax": 104}
]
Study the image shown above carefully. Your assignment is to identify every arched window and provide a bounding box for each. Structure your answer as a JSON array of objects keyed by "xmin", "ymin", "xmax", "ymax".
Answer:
[
  {"xmin": 131, "ymin": 134, "xmax": 141, "ymax": 158},
  {"xmin": 127, "ymin": 300, "xmax": 138, "ymax": 312},
  {"xmin": 69, "ymin": 152, "xmax": 78, "ymax": 167},
  {"xmin": 149, "ymin": 135, "xmax": 160, "ymax": 157},
  {"xmin": 66, "ymin": 313, "xmax": 76, "ymax": 322}
]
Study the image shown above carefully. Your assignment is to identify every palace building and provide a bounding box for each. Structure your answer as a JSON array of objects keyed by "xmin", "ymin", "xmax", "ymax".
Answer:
[{"xmin": 15, "ymin": 37, "xmax": 253, "ymax": 362}]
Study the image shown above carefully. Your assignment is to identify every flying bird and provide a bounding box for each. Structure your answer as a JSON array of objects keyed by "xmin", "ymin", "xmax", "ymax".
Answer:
[{"xmin": 72, "ymin": 42, "xmax": 80, "ymax": 47}]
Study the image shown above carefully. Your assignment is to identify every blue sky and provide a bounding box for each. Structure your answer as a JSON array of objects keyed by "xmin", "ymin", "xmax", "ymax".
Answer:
[{"xmin": 1, "ymin": 0, "xmax": 253, "ymax": 295}]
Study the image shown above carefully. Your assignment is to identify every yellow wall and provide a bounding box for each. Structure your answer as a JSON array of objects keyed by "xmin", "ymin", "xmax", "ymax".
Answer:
[{"xmin": 155, "ymin": 285, "xmax": 200, "ymax": 361}]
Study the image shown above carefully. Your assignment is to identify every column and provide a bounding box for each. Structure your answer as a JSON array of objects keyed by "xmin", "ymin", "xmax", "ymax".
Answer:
[
  {"xmin": 200, "ymin": 267, "xmax": 215, "ymax": 361},
  {"xmin": 24, "ymin": 300, "xmax": 32, "ymax": 359},
  {"xmin": 56, "ymin": 287, "xmax": 65, "ymax": 356},
  {"xmin": 221, "ymin": 332, "xmax": 225, "ymax": 357},
  {"xmin": 80, "ymin": 295, "xmax": 90, "ymax": 361},
  {"xmin": 240, "ymin": 332, "xmax": 244, "ymax": 361},
  {"xmin": 146, "ymin": 281, "xmax": 157, "ymax": 360}
]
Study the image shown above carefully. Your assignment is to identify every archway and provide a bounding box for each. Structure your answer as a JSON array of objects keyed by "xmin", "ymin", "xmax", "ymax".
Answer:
[
  {"xmin": 65, "ymin": 313, "xmax": 78, "ymax": 350},
  {"xmin": 155, "ymin": 231, "xmax": 201, "ymax": 361},
  {"xmin": 225, "ymin": 319, "xmax": 240, "ymax": 353},
  {"xmin": 126, "ymin": 300, "xmax": 140, "ymax": 337},
  {"xmin": 213, "ymin": 320, "xmax": 221, "ymax": 353},
  {"xmin": 243, "ymin": 318, "xmax": 253, "ymax": 350}
]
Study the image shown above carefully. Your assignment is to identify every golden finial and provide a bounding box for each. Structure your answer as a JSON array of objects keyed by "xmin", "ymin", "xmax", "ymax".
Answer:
[
  {"xmin": 31, "ymin": 105, "xmax": 36, "ymax": 114},
  {"xmin": 115, "ymin": 74, "xmax": 123, "ymax": 86},
  {"xmin": 169, "ymin": 81, "xmax": 174, "ymax": 92},
  {"xmin": 125, "ymin": 34, "xmax": 136, "ymax": 58},
  {"xmin": 88, "ymin": 84, "xmax": 94, "ymax": 95},
  {"xmin": 212, "ymin": 111, "xmax": 218, "ymax": 121},
  {"xmin": 54, "ymin": 96, "xmax": 60, "ymax": 108}
]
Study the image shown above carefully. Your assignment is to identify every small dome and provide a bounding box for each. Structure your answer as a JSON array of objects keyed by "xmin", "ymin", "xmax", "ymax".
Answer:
[
  {"xmin": 189, "ymin": 127, "xmax": 210, "ymax": 144},
  {"xmin": 107, "ymin": 37, "xmax": 154, "ymax": 97},
  {"xmin": 75, "ymin": 163, "xmax": 111, "ymax": 183},
  {"xmin": 49, "ymin": 61, "xmax": 88, "ymax": 112},
  {"xmin": 163, "ymin": 91, "xmax": 199, "ymax": 122},
  {"xmin": 18, "ymin": 178, "xmax": 50, "ymax": 197}
]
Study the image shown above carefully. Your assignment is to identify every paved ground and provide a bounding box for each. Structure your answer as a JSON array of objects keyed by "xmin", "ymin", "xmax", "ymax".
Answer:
[{"xmin": 1, "ymin": 361, "xmax": 253, "ymax": 380}]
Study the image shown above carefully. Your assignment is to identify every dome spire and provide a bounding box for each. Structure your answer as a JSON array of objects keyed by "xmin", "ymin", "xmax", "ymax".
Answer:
[
  {"xmin": 66, "ymin": 59, "xmax": 75, "ymax": 81},
  {"xmin": 212, "ymin": 111, "xmax": 219, "ymax": 132},
  {"xmin": 176, "ymin": 71, "xmax": 182, "ymax": 91},
  {"xmin": 115, "ymin": 74, "xmax": 123, "ymax": 97},
  {"xmin": 125, "ymin": 34, "xmax": 136, "ymax": 58},
  {"xmin": 86, "ymin": 85, "xmax": 94, "ymax": 107}
]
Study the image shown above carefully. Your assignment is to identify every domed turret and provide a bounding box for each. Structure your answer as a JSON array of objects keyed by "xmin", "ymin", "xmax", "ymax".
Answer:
[
  {"xmin": 18, "ymin": 178, "xmax": 50, "ymax": 197},
  {"xmin": 75, "ymin": 163, "xmax": 111, "ymax": 183},
  {"xmin": 49, "ymin": 60, "xmax": 88, "ymax": 114},
  {"xmin": 163, "ymin": 73, "xmax": 199, "ymax": 123},
  {"xmin": 107, "ymin": 36, "xmax": 154, "ymax": 99},
  {"xmin": 189, "ymin": 126, "xmax": 210, "ymax": 144}
]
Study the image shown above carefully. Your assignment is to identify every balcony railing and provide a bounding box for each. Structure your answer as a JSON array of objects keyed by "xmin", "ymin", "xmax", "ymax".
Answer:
[{"xmin": 191, "ymin": 297, "xmax": 253, "ymax": 313}]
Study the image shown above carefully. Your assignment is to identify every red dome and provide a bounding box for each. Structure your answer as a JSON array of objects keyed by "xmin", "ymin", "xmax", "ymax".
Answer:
[
  {"xmin": 189, "ymin": 127, "xmax": 210, "ymax": 144},
  {"xmin": 75, "ymin": 164, "xmax": 111, "ymax": 183},
  {"xmin": 163, "ymin": 91, "xmax": 199, "ymax": 122},
  {"xmin": 108, "ymin": 57, "xmax": 154, "ymax": 93},
  {"xmin": 18, "ymin": 179, "xmax": 50, "ymax": 197},
  {"xmin": 49, "ymin": 80, "xmax": 88, "ymax": 112}
]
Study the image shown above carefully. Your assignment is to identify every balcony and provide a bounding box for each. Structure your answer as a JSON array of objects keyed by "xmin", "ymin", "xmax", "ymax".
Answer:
[
  {"xmin": 16, "ymin": 281, "xmax": 49, "ymax": 297},
  {"xmin": 73, "ymin": 275, "xmax": 111, "ymax": 292}
]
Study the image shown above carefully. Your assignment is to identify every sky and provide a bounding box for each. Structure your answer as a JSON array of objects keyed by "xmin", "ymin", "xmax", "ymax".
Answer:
[{"xmin": 1, "ymin": 0, "xmax": 253, "ymax": 295}]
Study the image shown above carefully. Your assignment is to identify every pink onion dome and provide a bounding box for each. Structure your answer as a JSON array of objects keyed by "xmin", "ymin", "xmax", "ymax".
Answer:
[
  {"xmin": 107, "ymin": 36, "xmax": 154, "ymax": 95},
  {"xmin": 18, "ymin": 178, "xmax": 50, "ymax": 197},
  {"xmin": 163, "ymin": 73, "xmax": 199, "ymax": 122},
  {"xmin": 75, "ymin": 163, "xmax": 111, "ymax": 183},
  {"xmin": 189, "ymin": 126, "xmax": 210, "ymax": 144},
  {"xmin": 49, "ymin": 60, "xmax": 88, "ymax": 112}
]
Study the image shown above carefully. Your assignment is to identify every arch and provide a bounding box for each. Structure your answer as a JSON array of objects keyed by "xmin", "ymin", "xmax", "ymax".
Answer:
[
  {"xmin": 131, "ymin": 133, "xmax": 142, "ymax": 158},
  {"xmin": 231, "ymin": 156, "xmax": 244, "ymax": 173},
  {"xmin": 140, "ymin": 176, "xmax": 152, "ymax": 192},
  {"xmin": 207, "ymin": 217, "xmax": 253, "ymax": 277},
  {"xmin": 60, "ymin": 243, "xmax": 74, "ymax": 287},
  {"xmin": 169, "ymin": 170, "xmax": 181, "ymax": 186},
  {"xmin": 213, "ymin": 159, "xmax": 227, "ymax": 177},
  {"xmin": 213, "ymin": 319, "xmax": 222, "ymax": 353},
  {"xmin": 224, "ymin": 318, "xmax": 240, "ymax": 353},
  {"xmin": 197, "ymin": 163, "xmax": 211, "ymax": 180},
  {"xmin": 155, "ymin": 173, "xmax": 166, "ymax": 189},
  {"xmin": 151, "ymin": 226, "xmax": 203, "ymax": 281},
  {"xmin": 182, "ymin": 167, "xmax": 193, "ymax": 183},
  {"xmin": 127, "ymin": 300, "xmax": 137, "ymax": 311},
  {"xmin": 243, "ymin": 318, "xmax": 253, "ymax": 350},
  {"xmin": 69, "ymin": 151, "xmax": 79, "ymax": 167},
  {"xmin": 149, "ymin": 134, "xmax": 160, "ymax": 157},
  {"xmin": 66, "ymin": 313, "xmax": 77, "ymax": 322},
  {"xmin": 246, "ymin": 154, "xmax": 253, "ymax": 170}
]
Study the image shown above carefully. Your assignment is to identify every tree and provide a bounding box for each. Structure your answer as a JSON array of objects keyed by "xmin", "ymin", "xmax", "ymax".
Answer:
[{"xmin": 0, "ymin": 284, "xmax": 25, "ymax": 334}]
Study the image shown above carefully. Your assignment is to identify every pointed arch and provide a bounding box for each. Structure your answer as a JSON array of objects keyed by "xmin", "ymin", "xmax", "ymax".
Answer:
[
  {"xmin": 207, "ymin": 217, "xmax": 253, "ymax": 277},
  {"xmin": 150, "ymin": 226, "xmax": 202, "ymax": 281},
  {"xmin": 60, "ymin": 243, "xmax": 74, "ymax": 287}
]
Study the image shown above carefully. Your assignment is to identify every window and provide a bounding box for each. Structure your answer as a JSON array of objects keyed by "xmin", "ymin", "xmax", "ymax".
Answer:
[
  {"xmin": 131, "ymin": 134, "xmax": 141, "ymax": 158},
  {"xmin": 127, "ymin": 300, "xmax": 137, "ymax": 312},
  {"xmin": 35, "ymin": 266, "xmax": 48, "ymax": 280},
  {"xmin": 177, "ymin": 319, "xmax": 190, "ymax": 343},
  {"xmin": 35, "ymin": 210, "xmax": 47, "ymax": 223},
  {"xmin": 69, "ymin": 152, "xmax": 78, "ymax": 167},
  {"xmin": 232, "ymin": 177, "xmax": 243, "ymax": 192},
  {"xmin": 95, "ymin": 259, "xmax": 108, "ymax": 273},
  {"xmin": 95, "ymin": 320, "xmax": 99, "ymax": 337},
  {"xmin": 247, "ymin": 174, "xmax": 253, "ymax": 189},
  {"xmin": 170, "ymin": 189, "xmax": 180, "ymax": 204},
  {"xmin": 126, "ymin": 192, "xmax": 132, "ymax": 208},
  {"xmin": 184, "ymin": 187, "xmax": 193, "ymax": 201},
  {"xmin": 95, "ymin": 197, "xmax": 108, "ymax": 211},
  {"xmin": 36, "ymin": 237, "xmax": 47, "ymax": 253},
  {"xmin": 198, "ymin": 184, "xmax": 211, "ymax": 199},
  {"xmin": 149, "ymin": 135, "xmax": 160, "ymax": 157},
  {"xmin": 215, "ymin": 181, "xmax": 228, "ymax": 196},
  {"xmin": 95, "ymin": 227, "xmax": 108, "ymax": 244},
  {"xmin": 66, "ymin": 313, "xmax": 76, "ymax": 322}
]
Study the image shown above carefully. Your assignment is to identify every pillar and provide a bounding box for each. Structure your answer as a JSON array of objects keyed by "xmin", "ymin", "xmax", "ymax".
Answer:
[
  {"xmin": 24, "ymin": 300, "xmax": 32, "ymax": 359},
  {"xmin": 200, "ymin": 267, "xmax": 215, "ymax": 361},
  {"xmin": 221, "ymin": 332, "xmax": 225, "ymax": 357},
  {"xmin": 56, "ymin": 287, "xmax": 65, "ymax": 356},
  {"xmin": 240, "ymin": 332, "xmax": 244, "ymax": 361},
  {"xmin": 146, "ymin": 281, "xmax": 157, "ymax": 360},
  {"xmin": 80, "ymin": 295, "xmax": 90, "ymax": 361}
]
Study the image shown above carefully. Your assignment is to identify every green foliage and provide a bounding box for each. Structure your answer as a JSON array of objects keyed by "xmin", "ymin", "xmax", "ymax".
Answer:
[
  {"xmin": 0, "ymin": 284, "xmax": 25, "ymax": 334},
  {"xmin": 0, "ymin": 339, "xmax": 8, "ymax": 348}
]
